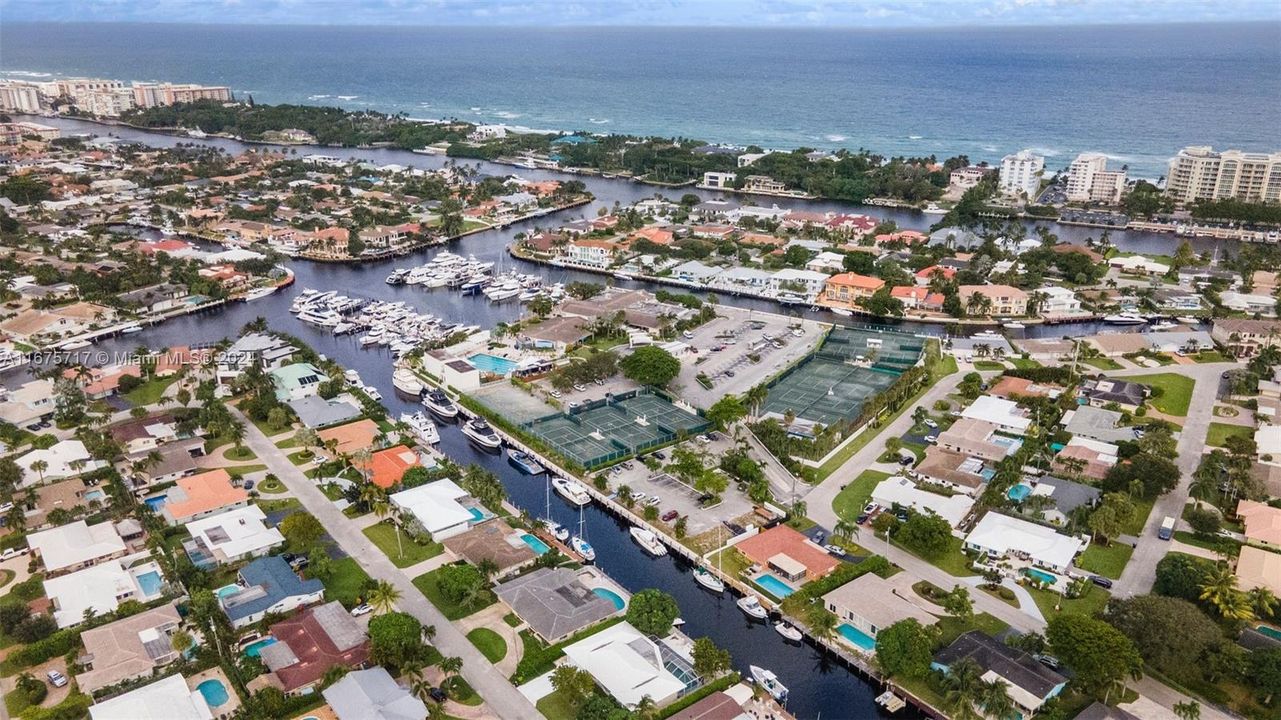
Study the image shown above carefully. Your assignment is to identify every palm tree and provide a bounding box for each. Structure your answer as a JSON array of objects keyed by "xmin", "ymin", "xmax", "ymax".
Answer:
[
  {"xmin": 941, "ymin": 658, "xmax": 985, "ymax": 720},
  {"xmin": 368, "ymin": 580, "xmax": 401, "ymax": 614},
  {"xmin": 979, "ymin": 679, "xmax": 1014, "ymax": 720},
  {"xmin": 227, "ymin": 419, "xmax": 247, "ymax": 454},
  {"xmin": 476, "ymin": 558, "xmax": 499, "ymax": 580},
  {"xmin": 372, "ymin": 498, "xmax": 403, "ymax": 560},
  {"xmin": 1199, "ymin": 566, "xmax": 1254, "ymax": 621},
  {"xmin": 1248, "ymin": 586, "xmax": 1279, "ymax": 620},
  {"xmin": 807, "ymin": 606, "xmax": 838, "ymax": 646},
  {"xmin": 438, "ymin": 655, "xmax": 463, "ymax": 689},
  {"xmin": 744, "ymin": 385, "xmax": 768, "ymax": 419},
  {"xmin": 352, "ymin": 447, "xmax": 373, "ymax": 483},
  {"xmin": 30, "ymin": 460, "xmax": 48, "ymax": 484},
  {"xmin": 633, "ymin": 696, "xmax": 658, "ymax": 720},
  {"xmin": 833, "ymin": 519, "xmax": 858, "ymax": 544}
]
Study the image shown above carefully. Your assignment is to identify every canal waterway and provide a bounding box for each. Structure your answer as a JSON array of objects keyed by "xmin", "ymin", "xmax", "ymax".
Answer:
[{"xmin": 17, "ymin": 116, "xmax": 1221, "ymax": 718}]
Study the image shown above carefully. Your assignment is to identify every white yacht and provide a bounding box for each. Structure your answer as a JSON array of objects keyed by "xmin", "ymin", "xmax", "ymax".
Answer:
[
  {"xmin": 749, "ymin": 666, "xmax": 789, "ymax": 702},
  {"xmin": 542, "ymin": 519, "xmax": 569, "ymax": 542},
  {"xmin": 361, "ymin": 385, "xmax": 382, "ymax": 402},
  {"xmin": 399, "ymin": 411, "xmax": 440, "ymax": 445},
  {"xmin": 629, "ymin": 527, "xmax": 667, "ymax": 557},
  {"xmin": 737, "ymin": 595, "xmax": 768, "ymax": 621},
  {"xmin": 921, "ymin": 202, "xmax": 947, "ymax": 215},
  {"xmin": 392, "ymin": 367, "xmax": 424, "ymax": 396},
  {"xmin": 422, "ymin": 390, "xmax": 459, "ymax": 419},
  {"xmin": 1103, "ymin": 312, "xmax": 1148, "ymax": 325},
  {"xmin": 552, "ymin": 477, "xmax": 591, "ymax": 506},
  {"xmin": 242, "ymin": 286, "xmax": 277, "ymax": 301},
  {"xmin": 774, "ymin": 621, "xmax": 803, "ymax": 642},
  {"xmin": 693, "ymin": 568, "xmax": 725, "ymax": 594},
  {"xmin": 298, "ymin": 307, "xmax": 342, "ymax": 327},
  {"xmin": 461, "ymin": 417, "xmax": 502, "ymax": 449}
]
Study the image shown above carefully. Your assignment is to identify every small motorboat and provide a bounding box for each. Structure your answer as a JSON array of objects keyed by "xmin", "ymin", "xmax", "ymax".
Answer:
[
  {"xmin": 507, "ymin": 449, "xmax": 545, "ymax": 475},
  {"xmin": 629, "ymin": 527, "xmax": 668, "ymax": 557},
  {"xmin": 361, "ymin": 385, "xmax": 382, "ymax": 402},
  {"xmin": 876, "ymin": 691, "xmax": 907, "ymax": 713},
  {"xmin": 774, "ymin": 621, "xmax": 803, "ymax": 642},
  {"xmin": 61, "ymin": 339, "xmax": 91, "ymax": 350},
  {"xmin": 422, "ymin": 390, "xmax": 459, "ymax": 419},
  {"xmin": 920, "ymin": 202, "xmax": 947, "ymax": 215},
  {"xmin": 542, "ymin": 520, "xmax": 569, "ymax": 542},
  {"xmin": 461, "ymin": 417, "xmax": 502, "ymax": 450},
  {"xmin": 737, "ymin": 595, "xmax": 768, "ymax": 621},
  {"xmin": 1177, "ymin": 315, "xmax": 1202, "ymax": 325},
  {"xmin": 119, "ymin": 323, "xmax": 144, "ymax": 334},
  {"xmin": 1002, "ymin": 321, "xmax": 1026, "ymax": 330},
  {"xmin": 1103, "ymin": 313, "xmax": 1148, "ymax": 325},
  {"xmin": 571, "ymin": 536, "xmax": 595, "ymax": 562},
  {"xmin": 693, "ymin": 568, "xmax": 725, "ymax": 594},
  {"xmin": 749, "ymin": 665, "xmax": 788, "ymax": 702}
]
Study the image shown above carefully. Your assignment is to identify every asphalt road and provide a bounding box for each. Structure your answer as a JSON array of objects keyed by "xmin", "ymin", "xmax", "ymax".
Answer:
[{"xmin": 232, "ymin": 408, "xmax": 539, "ymax": 720}]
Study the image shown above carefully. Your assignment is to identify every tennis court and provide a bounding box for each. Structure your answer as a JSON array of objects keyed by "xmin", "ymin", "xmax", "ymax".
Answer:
[
  {"xmin": 760, "ymin": 326, "xmax": 924, "ymax": 427},
  {"xmin": 522, "ymin": 389, "xmax": 710, "ymax": 468}
]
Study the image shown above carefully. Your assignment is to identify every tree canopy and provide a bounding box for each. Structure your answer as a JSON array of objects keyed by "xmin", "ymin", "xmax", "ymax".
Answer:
[
  {"xmin": 619, "ymin": 346, "xmax": 682, "ymax": 387},
  {"xmin": 626, "ymin": 589, "xmax": 681, "ymax": 637}
]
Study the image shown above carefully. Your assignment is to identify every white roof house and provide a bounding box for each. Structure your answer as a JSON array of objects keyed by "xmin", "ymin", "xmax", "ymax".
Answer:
[
  {"xmin": 88, "ymin": 673, "xmax": 213, "ymax": 720},
  {"xmin": 44, "ymin": 557, "xmax": 162, "ymax": 628},
  {"xmin": 1257, "ymin": 426, "xmax": 1281, "ymax": 467},
  {"xmin": 16, "ymin": 439, "xmax": 105, "ymax": 487},
  {"xmin": 961, "ymin": 396, "xmax": 1032, "ymax": 436},
  {"xmin": 561, "ymin": 621, "xmax": 686, "ymax": 709},
  {"xmin": 27, "ymin": 519, "xmax": 126, "ymax": 574},
  {"xmin": 184, "ymin": 505, "xmax": 285, "ymax": 564},
  {"xmin": 390, "ymin": 479, "xmax": 475, "ymax": 540},
  {"xmin": 964, "ymin": 512, "xmax": 1083, "ymax": 573},
  {"xmin": 871, "ymin": 477, "xmax": 976, "ymax": 528}
]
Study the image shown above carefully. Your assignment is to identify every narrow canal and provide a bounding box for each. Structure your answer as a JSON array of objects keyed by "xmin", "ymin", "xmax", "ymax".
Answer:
[{"xmin": 27, "ymin": 116, "xmax": 1213, "ymax": 718}]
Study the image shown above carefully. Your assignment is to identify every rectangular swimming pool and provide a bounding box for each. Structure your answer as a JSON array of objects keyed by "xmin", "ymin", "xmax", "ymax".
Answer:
[
  {"xmin": 838, "ymin": 623, "xmax": 876, "ymax": 651},
  {"xmin": 754, "ymin": 573, "xmax": 795, "ymax": 599},
  {"xmin": 519, "ymin": 533, "xmax": 550, "ymax": 555},
  {"xmin": 134, "ymin": 570, "xmax": 164, "ymax": 597},
  {"xmin": 468, "ymin": 353, "xmax": 518, "ymax": 375},
  {"xmin": 1025, "ymin": 568, "xmax": 1058, "ymax": 585}
]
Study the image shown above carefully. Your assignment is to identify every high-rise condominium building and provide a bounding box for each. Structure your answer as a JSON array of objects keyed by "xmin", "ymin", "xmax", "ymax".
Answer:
[
  {"xmin": 999, "ymin": 150, "xmax": 1044, "ymax": 198},
  {"xmin": 1165, "ymin": 146, "xmax": 1281, "ymax": 204},
  {"xmin": 131, "ymin": 83, "xmax": 233, "ymax": 108},
  {"xmin": 1065, "ymin": 153, "xmax": 1127, "ymax": 205}
]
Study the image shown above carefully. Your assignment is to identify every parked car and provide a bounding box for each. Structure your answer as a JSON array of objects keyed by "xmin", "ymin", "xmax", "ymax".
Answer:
[
  {"xmin": 923, "ymin": 419, "xmax": 938, "ymax": 428},
  {"xmin": 645, "ymin": 496, "xmax": 661, "ymax": 507},
  {"xmin": 863, "ymin": 503, "xmax": 879, "ymax": 515},
  {"xmin": 661, "ymin": 510, "xmax": 679, "ymax": 522},
  {"xmin": 550, "ymin": 390, "xmax": 562, "ymax": 398},
  {"xmin": 1090, "ymin": 576, "xmax": 1114, "ymax": 589},
  {"xmin": 428, "ymin": 687, "xmax": 447, "ymax": 703},
  {"xmin": 46, "ymin": 671, "xmax": 68, "ymax": 688},
  {"xmin": 573, "ymin": 384, "xmax": 587, "ymax": 392},
  {"xmin": 350, "ymin": 603, "xmax": 373, "ymax": 617},
  {"xmin": 823, "ymin": 544, "xmax": 845, "ymax": 556},
  {"xmin": 856, "ymin": 513, "xmax": 869, "ymax": 525},
  {"xmin": 924, "ymin": 436, "xmax": 939, "ymax": 445},
  {"xmin": 813, "ymin": 531, "xmax": 826, "ymax": 545},
  {"xmin": 1035, "ymin": 654, "xmax": 1062, "ymax": 670}
]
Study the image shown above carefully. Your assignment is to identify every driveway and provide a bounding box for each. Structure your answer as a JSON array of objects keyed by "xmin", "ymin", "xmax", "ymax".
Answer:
[{"xmin": 230, "ymin": 408, "xmax": 538, "ymax": 720}]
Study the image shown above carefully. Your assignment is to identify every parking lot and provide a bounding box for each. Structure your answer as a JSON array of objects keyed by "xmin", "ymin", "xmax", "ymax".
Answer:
[
  {"xmin": 677, "ymin": 306, "xmax": 827, "ymax": 408},
  {"xmin": 597, "ymin": 432, "xmax": 754, "ymax": 536}
]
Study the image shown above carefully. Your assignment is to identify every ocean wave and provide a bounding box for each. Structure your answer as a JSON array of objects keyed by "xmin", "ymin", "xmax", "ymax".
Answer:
[
  {"xmin": 308, "ymin": 94, "xmax": 331, "ymax": 100},
  {"xmin": 491, "ymin": 110, "xmax": 522, "ymax": 119},
  {"xmin": 824, "ymin": 134, "xmax": 847, "ymax": 142},
  {"xmin": 1027, "ymin": 146, "xmax": 1061, "ymax": 157},
  {"xmin": 981, "ymin": 145, "xmax": 999, "ymax": 152},
  {"xmin": 336, "ymin": 95, "xmax": 359, "ymax": 100},
  {"xmin": 588, "ymin": 118, "xmax": 610, "ymax": 124},
  {"xmin": 1, "ymin": 70, "xmax": 53, "ymax": 77},
  {"xmin": 469, "ymin": 107, "xmax": 482, "ymax": 112},
  {"xmin": 907, "ymin": 134, "xmax": 924, "ymax": 140}
]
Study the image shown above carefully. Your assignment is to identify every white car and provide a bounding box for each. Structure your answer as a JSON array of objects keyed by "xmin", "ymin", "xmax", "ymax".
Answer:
[
  {"xmin": 923, "ymin": 419, "xmax": 938, "ymax": 428},
  {"xmin": 573, "ymin": 384, "xmax": 587, "ymax": 392},
  {"xmin": 550, "ymin": 390, "xmax": 562, "ymax": 398},
  {"xmin": 350, "ymin": 603, "xmax": 374, "ymax": 617},
  {"xmin": 46, "ymin": 670, "xmax": 68, "ymax": 688},
  {"xmin": 645, "ymin": 496, "xmax": 661, "ymax": 507}
]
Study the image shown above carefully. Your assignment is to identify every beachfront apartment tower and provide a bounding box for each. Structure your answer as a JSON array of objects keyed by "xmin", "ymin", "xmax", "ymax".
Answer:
[
  {"xmin": 999, "ymin": 150, "xmax": 1044, "ymax": 198},
  {"xmin": 131, "ymin": 83, "xmax": 233, "ymax": 108},
  {"xmin": 1065, "ymin": 153, "xmax": 1127, "ymax": 205},
  {"xmin": 0, "ymin": 83, "xmax": 43, "ymax": 114},
  {"xmin": 1165, "ymin": 146, "xmax": 1281, "ymax": 204}
]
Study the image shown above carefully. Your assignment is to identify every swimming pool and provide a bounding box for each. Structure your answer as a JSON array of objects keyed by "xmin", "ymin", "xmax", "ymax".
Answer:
[
  {"xmin": 143, "ymin": 494, "xmax": 167, "ymax": 511},
  {"xmin": 468, "ymin": 353, "xmax": 518, "ymax": 375},
  {"xmin": 243, "ymin": 637, "xmax": 278, "ymax": 658},
  {"xmin": 468, "ymin": 507, "xmax": 486, "ymax": 522},
  {"xmin": 1258, "ymin": 625, "xmax": 1281, "ymax": 642},
  {"xmin": 837, "ymin": 623, "xmax": 876, "ymax": 651},
  {"xmin": 135, "ymin": 570, "xmax": 164, "ymax": 597},
  {"xmin": 1008, "ymin": 484, "xmax": 1032, "ymax": 501},
  {"xmin": 215, "ymin": 584, "xmax": 241, "ymax": 600},
  {"xmin": 592, "ymin": 587, "xmax": 626, "ymax": 611},
  {"xmin": 83, "ymin": 489, "xmax": 105, "ymax": 502},
  {"xmin": 1025, "ymin": 568, "xmax": 1058, "ymax": 585},
  {"xmin": 519, "ymin": 533, "xmax": 550, "ymax": 555},
  {"xmin": 755, "ymin": 573, "xmax": 796, "ymax": 599},
  {"xmin": 196, "ymin": 679, "xmax": 229, "ymax": 708}
]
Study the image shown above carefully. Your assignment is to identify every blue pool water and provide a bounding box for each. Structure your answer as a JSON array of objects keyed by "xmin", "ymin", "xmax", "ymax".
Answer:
[
  {"xmin": 1008, "ymin": 484, "xmax": 1032, "ymax": 501},
  {"xmin": 243, "ymin": 637, "xmax": 278, "ymax": 658},
  {"xmin": 755, "ymin": 573, "xmax": 796, "ymax": 599},
  {"xmin": 468, "ymin": 353, "xmax": 518, "ymax": 375},
  {"xmin": 215, "ymin": 584, "xmax": 240, "ymax": 600},
  {"xmin": 593, "ymin": 587, "xmax": 626, "ymax": 610},
  {"xmin": 837, "ymin": 624, "xmax": 877, "ymax": 651},
  {"xmin": 135, "ymin": 570, "xmax": 164, "ymax": 596},
  {"xmin": 196, "ymin": 679, "xmax": 230, "ymax": 708},
  {"xmin": 1258, "ymin": 626, "xmax": 1281, "ymax": 642},
  {"xmin": 143, "ymin": 495, "xmax": 167, "ymax": 510},
  {"xmin": 520, "ymin": 533, "xmax": 550, "ymax": 555},
  {"xmin": 1025, "ymin": 568, "xmax": 1058, "ymax": 585},
  {"xmin": 83, "ymin": 489, "xmax": 105, "ymax": 502},
  {"xmin": 468, "ymin": 507, "xmax": 485, "ymax": 522}
]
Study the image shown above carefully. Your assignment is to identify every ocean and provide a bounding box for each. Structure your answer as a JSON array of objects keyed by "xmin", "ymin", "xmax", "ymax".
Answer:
[{"xmin": 2, "ymin": 22, "xmax": 1279, "ymax": 177}]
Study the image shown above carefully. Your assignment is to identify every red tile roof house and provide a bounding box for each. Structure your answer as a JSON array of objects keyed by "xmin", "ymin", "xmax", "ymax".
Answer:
[
  {"xmin": 734, "ymin": 525, "xmax": 840, "ymax": 588},
  {"xmin": 914, "ymin": 265, "xmax": 956, "ymax": 286},
  {"xmin": 259, "ymin": 601, "xmax": 370, "ymax": 694},
  {"xmin": 891, "ymin": 286, "xmax": 945, "ymax": 312}
]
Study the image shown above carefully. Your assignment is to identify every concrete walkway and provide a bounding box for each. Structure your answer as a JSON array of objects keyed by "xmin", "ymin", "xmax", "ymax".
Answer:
[
  {"xmin": 230, "ymin": 407, "xmax": 539, "ymax": 720},
  {"xmin": 960, "ymin": 576, "xmax": 1046, "ymax": 624},
  {"xmin": 457, "ymin": 604, "xmax": 526, "ymax": 678}
]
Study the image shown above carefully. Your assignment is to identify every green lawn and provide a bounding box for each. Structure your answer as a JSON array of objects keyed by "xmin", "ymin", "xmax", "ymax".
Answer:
[
  {"xmin": 974, "ymin": 361, "xmax": 1006, "ymax": 371},
  {"xmin": 832, "ymin": 470, "xmax": 891, "ymax": 522},
  {"xmin": 1172, "ymin": 530, "xmax": 1241, "ymax": 558},
  {"xmin": 321, "ymin": 557, "xmax": 372, "ymax": 607},
  {"xmin": 1027, "ymin": 584, "xmax": 1110, "ymax": 619},
  {"xmin": 124, "ymin": 375, "xmax": 179, "ymax": 406},
  {"xmin": 535, "ymin": 689, "xmax": 578, "ymax": 720},
  {"xmin": 894, "ymin": 534, "xmax": 974, "ymax": 577},
  {"xmin": 257, "ymin": 476, "xmax": 287, "ymax": 494},
  {"xmin": 1127, "ymin": 372, "xmax": 1195, "ymax": 416},
  {"xmin": 223, "ymin": 445, "xmax": 258, "ymax": 461},
  {"xmin": 1083, "ymin": 357, "xmax": 1124, "ymax": 371},
  {"xmin": 445, "ymin": 676, "xmax": 482, "ymax": 705},
  {"xmin": 1122, "ymin": 496, "xmax": 1156, "ymax": 536},
  {"xmin": 1206, "ymin": 422, "xmax": 1253, "ymax": 448},
  {"xmin": 1076, "ymin": 542, "xmax": 1134, "ymax": 579},
  {"xmin": 362, "ymin": 522, "xmax": 443, "ymax": 568},
  {"xmin": 467, "ymin": 627, "xmax": 508, "ymax": 663},
  {"xmin": 1009, "ymin": 358, "xmax": 1041, "ymax": 370},
  {"xmin": 256, "ymin": 498, "xmax": 302, "ymax": 513},
  {"xmin": 1192, "ymin": 351, "xmax": 1228, "ymax": 363},
  {"xmin": 935, "ymin": 612, "xmax": 1010, "ymax": 648},
  {"xmin": 413, "ymin": 567, "xmax": 497, "ymax": 620}
]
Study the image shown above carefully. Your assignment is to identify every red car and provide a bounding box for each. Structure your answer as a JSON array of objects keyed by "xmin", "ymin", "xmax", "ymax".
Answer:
[{"xmin": 661, "ymin": 510, "xmax": 680, "ymax": 522}]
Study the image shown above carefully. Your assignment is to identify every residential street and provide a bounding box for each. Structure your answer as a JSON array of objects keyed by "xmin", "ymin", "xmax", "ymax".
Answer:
[
  {"xmin": 232, "ymin": 408, "xmax": 538, "ymax": 720},
  {"xmin": 1107, "ymin": 363, "xmax": 1233, "ymax": 598}
]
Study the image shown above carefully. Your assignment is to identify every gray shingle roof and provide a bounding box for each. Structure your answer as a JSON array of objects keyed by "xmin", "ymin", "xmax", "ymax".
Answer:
[{"xmin": 495, "ymin": 567, "xmax": 617, "ymax": 642}]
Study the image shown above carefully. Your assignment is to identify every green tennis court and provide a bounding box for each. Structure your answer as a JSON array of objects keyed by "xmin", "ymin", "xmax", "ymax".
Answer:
[{"xmin": 522, "ymin": 389, "xmax": 710, "ymax": 468}]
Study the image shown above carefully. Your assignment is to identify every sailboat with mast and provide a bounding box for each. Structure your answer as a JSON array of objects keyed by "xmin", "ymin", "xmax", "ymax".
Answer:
[
  {"xmin": 571, "ymin": 504, "xmax": 595, "ymax": 562},
  {"xmin": 540, "ymin": 475, "xmax": 568, "ymax": 542}
]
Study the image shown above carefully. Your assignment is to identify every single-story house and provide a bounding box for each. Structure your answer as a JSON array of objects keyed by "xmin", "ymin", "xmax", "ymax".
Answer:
[
  {"xmin": 441, "ymin": 520, "xmax": 536, "ymax": 576},
  {"xmin": 870, "ymin": 477, "xmax": 975, "ymax": 528},
  {"xmin": 936, "ymin": 418, "xmax": 1022, "ymax": 463},
  {"xmin": 261, "ymin": 601, "xmax": 370, "ymax": 694},
  {"xmin": 271, "ymin": 362, "xmax": 327, "ymax": 401},
  {"xmin": 824, "ymin": 572, "xmax": 937, "ymax": 649},
  {"xmin": 286, "ymin": 395, "xmax": 363, "ymax": 429},
  {"xmin": 366, "ymin": 445, "xmax": 425, "ymax": 490},
  {"xmin": 734, "ymin": 525, "xmax": 839, "ymax": 584},
  {"xmin": 987, "ymin": 376, "xmax": 1063, "ymax": 400},
  {"xmin": 964, "ymin": 512, "xmax": 1083, "ymax": 574},
  {"xmin": 87, "ymin": 673, "xmax": 213, "ymax": 720},
  {"xmin": 390, "ymin": 478, "xmax": 476, "ymax": 539},
  {"xmin": 17, "ymin": 439, "xmax": 106, "ymax": 487},
  {"xmin": 75, "ymin": 602, "xmax": 184, "ymax": 694},
  {"xmin": 1053, "ymin": 437, "xmax": 1119, "ymax": 481},
  {"xmin": 1060, "ymin": 406, "xmax": 1139, "ymax": 444},
  {"xmin": 1080, "ymin": 377, "xmax": 1148, "ymax": 411},
  {"xmin": 960, "ymin": 396, "xmax": 1032, "ymax": 436},
  {"xmin": 221, "ymin": 555, "xmax": 325, "ymax": 629},
  {"xmin": 1236, "ymin": 546, "xmax": 1281, "ymax": 598},
  {"xmin": 1238, "ymin": 500, "xmax": 1281, "ymax": 548},
  {"xmin": 1019, "ymin": 477, "xmax": 1101, "ymax": 525},
  {"xmin": 912, "ymin": 448, "xmax": 992, "ymax": 496},
  {"xmin": 317, "ymin": 418, "xmax": 381, "ymax": 458},
  {"xmin": 159, "ymin": 468, "xmax": 249, "ymax": 525},
  {"xmin": 323, "ymin": 667, "xmax": 427, "ymax": 720},
  {"xmin": 495, "ymin": 567, "xmax": 619, "ymax": 643},
  {"xmin": 27, "ymin": 519, "xmax": 127, "ymax": 576},
  {"xmin": 45, "ymin": 556, "xmax": 166, "ymax": 629},
  {"xmin": 561, "ymin": 621, "xmax": 687, "ymax": 709},
  {"xmin": 184, "ymin": 505, "xmax": 285, "ymax": 566},
  {"xmin": 932, "ymin": 631, "xmax": 1068, "ymax": 718}
]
